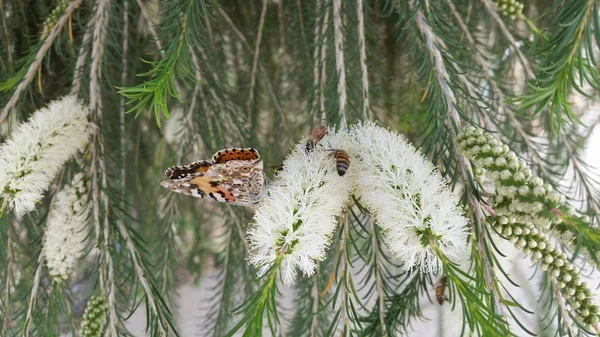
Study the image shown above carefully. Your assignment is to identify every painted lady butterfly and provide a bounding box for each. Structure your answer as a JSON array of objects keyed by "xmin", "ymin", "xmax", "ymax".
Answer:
[{"xmin": 160, "ymin": 148, "xmax": 267, "ymax": 207}]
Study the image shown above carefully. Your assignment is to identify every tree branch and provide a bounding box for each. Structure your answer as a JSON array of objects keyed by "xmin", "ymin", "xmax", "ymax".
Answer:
[
  {"xmin": 70, "ymin": 24, "xmax": 92, "ymax": 96},
  {"xmin": 448, "ymin": 0, "xmax": 552, "ymax": 178},
  {"xmin": 309, "ymin": 274, "xmax": 320, "ymax": 337},
  {"xmin": 318, "ymin": 0, "xmax": 330, "ymax": 121},
  {"xmin": 135, "ymin": 0, "xmax": 164, "ymax": 54},
  {"xmin": 332, "ymin": 0, "xmax": 347, "ymax": 128},
  {"xmin": 246, "ymin": 0, "xmax": 268, "ymax": 119},
  {"xmin": 369, "ymin": 219, "xmax": 386, "ymax": 336},
  {"xmin": 120, "ymin": 0, "xmax": 129, "ymax": 195},
  {"xmin": 0, "ymin": 0, "xmax": 83, "ymax": 124},
  {"xmin": 411, "ymin": 1, "xmax": 507, "ymax": 319},
  {"xmin": 480, "ymin": 0, "xmax": 534, "ymax": 79},
  {"xmin": 89, "ymin": 0, "xmax": 110, "ymax": 116},
  {"xmin": 115, "ymin": 218, "xmax": 170, "ymax": 335},
  {"xmin": 23, "ymin": 251, "xmax": 44, "ymax": 337},
  {"xmin": 0, "ymin": 0, "xmax": 13, "ymax": 71},
  {"xmin": 356, "ymin": 0, "xmax": 371, "ymax": 120},
  {"xmin": 2, "ymin": 231, "xmax": 13, "ymax": 332}
]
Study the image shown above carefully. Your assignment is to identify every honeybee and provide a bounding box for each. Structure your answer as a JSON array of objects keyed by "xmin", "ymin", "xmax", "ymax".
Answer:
[
  {"xmin": 305, "ymin": 126, "xmax": 350, "ymax": 176},
  {"xmin": 434, "ymin": 276, "xmax": 448, "ymax": 305},
  {"xmin": 305, "ymin": 126, "xmax": 329, "ymax": 153},
  {"xmin": 332, "ymin": 149, "xmax": 350, "ymax": 176}
]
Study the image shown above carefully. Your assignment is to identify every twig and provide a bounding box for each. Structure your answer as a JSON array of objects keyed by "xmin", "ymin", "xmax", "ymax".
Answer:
[
  {"xmin": 296, "ymin": 0, "xmax": 310, "ymax": 56},
  {"xmin": 120, "ymin": 0, "xmax": 129, "ymax": 194},
  {"xmin": 185, "ymin": 48, "xmax": 210, "ymax": 153},
  {"xmin": 551, "ymin": 278, "xmax": 579, "ymax": 337},
  {"xmin": 0, "ymin": 0, "xmax": 83, "ymax": 125},
  {"xmin": 115, "ymin": 217, "xmax": 169, "ymax": 335},
  {"xmin": 0, "ymin": 43, "xmax": 4, "ymax": 72},
  {"xmin": 246, "ymin": 0, "xmax": 268, "ymax": 119},
  {"xmin": 194, "ymin": 45, "xmax": 236, "ymax": 143},
  {"xmin": 69, "ymin": 25, "xmax": 93, "ymax": 96},
  {"xmin": 97, "ymin": 2, "xmax": 121, "ymax": 328},
  {"xmin": 311, "ymin": 0, "xmax": 324, "ymax": 123},
  {"xmin": 200, "ymin": 2, "xmax": 214, "ymax": 48},
  {"xmin": 338, "ymin": 213, "xmax": 351, "ymax": 335},
  {"xmin": 318, "ymin": 3, "xmax": 330, "ymax": 122},
  {"xmin": 89, "ymin": 0, "xmax": 111, "ymax": 291},
  {"xmin": 447, "ymin": 0, "xmax": 561, "ymax": 194},
  {"xmin": 135, "ymin": 0, "xmax": 164, "ymax": 54},
  {"xmin": 159, "ymin": 205, "xmax": 178, "ymax": 296},
  {"xmin": 2, "ymin": 231, "xmax": 13, "ymax": 332},
  {"xmin": 560, "ymin": 131, "xmax": 600, "ymax": 218},
  {"xmin": 89, "ymin": 0, "xmax": 111, "ymax": 116},
  {"xmin": 135, "ymin": 0, "xmax": 188, "ymax": 99},
  {"xmin": 0, "ymin": 0, "xmax": 13, "ymax": 70},
  {"xmin": 309, "ymin": 273, "xmax": 320, "ymax": 337},
  {"xmin": 332, "ymin": 0, "xmax": 347, "ymax": 128},
  {"xmin": 23, "ymin": 251, "xmax": 45, "ymax": 337},
  {"xmin": 99, "ymin": 135, "xmax": 119, "ymax": 336},
  {"xmin": 204, "ymin": 223, "xmax": 232, "ymax": 337},
  {"xmin": 479, "ymin": 0, "xmax": 534, "ymax": 79},
  {"xmin": 277, "ymin": 0, "xmax": 285, "ymax": 56},
  {"xmin": 369, "ymin": 219, "xmax": 386, "ymax": 335},
  {"xmin": 412, "ymin": 1, "xmax": 507, "ymax": 319},
  {"xmin": 91, "ymin": 142, "xmax": 103, "ymax": 288},
  {"xmin": 215, "ymin": 8, "xmax": 286, "ymax": 125},
  {"xmin": 104, "ymin": 236, "xmax": 119, "ymax": 337},
  {"xmin": 356, "ymin": 0, "xmax": 371, "ymax": 121}
]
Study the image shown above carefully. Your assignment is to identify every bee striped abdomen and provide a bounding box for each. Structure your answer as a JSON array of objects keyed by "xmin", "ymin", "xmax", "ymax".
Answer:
[{"xmin": 334, "ymin": 150, "xmax": 350, "ymax": 176}]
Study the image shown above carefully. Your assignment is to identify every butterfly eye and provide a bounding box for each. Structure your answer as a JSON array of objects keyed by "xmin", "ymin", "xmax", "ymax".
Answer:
[
  {"xmin": 219, "ymin": 169, "xmax": 228, "ymax": 175},
  {"xmin": 241, "ymin": 167, "xmax": 250, "ymax": 172}
]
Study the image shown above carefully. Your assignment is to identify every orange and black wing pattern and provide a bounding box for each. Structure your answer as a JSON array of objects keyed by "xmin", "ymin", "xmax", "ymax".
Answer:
[
  {"xmin": 212, "ymin": 148, "xmax": 260, "ymax": 164},
  {"xmin": 164, "ymin": 160, "xmax": 212, "ymax": 179}
]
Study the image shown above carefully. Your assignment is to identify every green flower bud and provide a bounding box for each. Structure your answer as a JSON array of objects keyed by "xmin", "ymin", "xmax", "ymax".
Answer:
[{"xmin": 80, "ymin": 295, "xmax": 108, "ymax": 337}]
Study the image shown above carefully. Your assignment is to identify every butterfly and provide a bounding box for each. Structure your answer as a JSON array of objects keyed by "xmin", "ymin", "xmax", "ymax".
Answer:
[{"xmin": 160, "ymin": 148, "xmax": 267, "ymax": 207}]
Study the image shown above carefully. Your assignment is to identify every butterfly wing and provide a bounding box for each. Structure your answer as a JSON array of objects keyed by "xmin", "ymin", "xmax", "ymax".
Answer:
[
  {"xmin": 160, "ymin": 167, "xmax": 237, "ymax": 202},
  {"xmin": 212, "ymin": 147, "xmax": 261, "ymax": 164},
  {"xmin": 164, "ymin": 160, "xmax": 212, "ymax": 179},
  {"xmin": 204, "ymin": 155, "xmax": 266, "ymax": 206},
  {"xmin": 161, "ymin": 148, "xmax": 267, "ymax": 206}
]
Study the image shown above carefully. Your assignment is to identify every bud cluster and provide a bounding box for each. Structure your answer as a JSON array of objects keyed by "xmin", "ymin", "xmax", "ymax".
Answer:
[
  {"xmin": 456, "ymin": 127, "xmax": 595, "ymax": 250},
  {"xmin": 79, "ymin": 295, "xmax": 108, "ymax": 337},
  {"xmin": 457, "ymin": 127, "xmax": 564, "ymax": 228},
  {"xmin": 491, "ymin": 0, "xmax": 524, "ymax": 20},
  {"xmin": 491, "ymin": 215, "xmax": 599, "ymax": 329},
  {"xmin": 41, "ymin": 0, "xmax": 70, "ymax": 38},
  {"xmin": 458, "ymin": 126, "xmax": 600, "ymax": 330}
]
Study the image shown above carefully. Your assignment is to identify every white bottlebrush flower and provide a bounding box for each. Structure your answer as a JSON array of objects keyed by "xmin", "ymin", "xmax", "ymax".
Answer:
[
  {"xmin": 349, "ymin": 123, "xmax": 469, "ymax": 272},
  {"xmin": 43, "ymin": 173, "xmax": 90, "ymax": 281},
  {"xmin": 248, "ymin": 131, "xmax": 353, "ymax": 285},
  {"xmin": 0, "ymin": 96, "xmax": 93, "ymax": 216}
]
